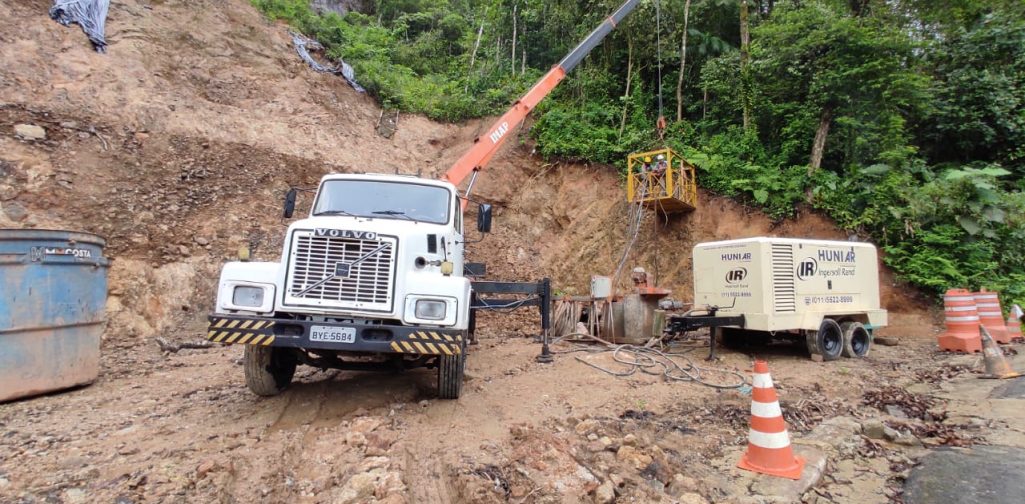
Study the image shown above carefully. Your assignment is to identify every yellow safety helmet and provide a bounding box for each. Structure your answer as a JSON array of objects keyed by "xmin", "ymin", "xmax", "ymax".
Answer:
[{"xmin": 644, "ymin": 156, "xmax": 652, "ymax": 163}]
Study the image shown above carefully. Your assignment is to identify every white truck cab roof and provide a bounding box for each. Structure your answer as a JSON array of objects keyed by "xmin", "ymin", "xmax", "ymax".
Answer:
[{"xmin": 319, "ymin": 173, "xmax": 459, "ymax": 193}]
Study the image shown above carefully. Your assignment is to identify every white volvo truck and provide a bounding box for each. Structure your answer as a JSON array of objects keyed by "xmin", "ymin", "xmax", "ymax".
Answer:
[
  {"xmin": 206, "ymin": 0, "xmax": 642, "ymax": 398},
  {"xmin": 208, "ymin": 174, "xmax": 489, "ymax": 398}
]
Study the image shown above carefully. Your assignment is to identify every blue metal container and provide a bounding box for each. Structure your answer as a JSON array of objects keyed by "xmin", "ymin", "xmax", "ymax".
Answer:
[{"xmin": 0, "ymin": 229, "xmax": 109, "ymax": 402}]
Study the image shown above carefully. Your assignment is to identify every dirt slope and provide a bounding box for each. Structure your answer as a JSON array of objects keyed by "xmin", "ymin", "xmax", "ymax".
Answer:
[{"xmin": 0, "ymin": 2, "xmax": 958, "ymax": 504}]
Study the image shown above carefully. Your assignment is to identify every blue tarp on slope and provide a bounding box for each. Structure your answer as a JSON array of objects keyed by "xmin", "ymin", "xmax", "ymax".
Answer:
[
  {"xmin": 290, "ymin": 32, "xmax": 366, "ymax": 93},
  {"xmin": 49, "ymin": 0, "xmax": 110, "ymax": 53}
]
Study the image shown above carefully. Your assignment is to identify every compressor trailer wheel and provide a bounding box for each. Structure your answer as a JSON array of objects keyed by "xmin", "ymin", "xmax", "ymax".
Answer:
[
  {"xmin": 806, "ymin": 319, "xmax": 844, "ymax": 361},
  {"xmin": 841, "ymin": 321, "xmax": 872, "ymax": 358}
]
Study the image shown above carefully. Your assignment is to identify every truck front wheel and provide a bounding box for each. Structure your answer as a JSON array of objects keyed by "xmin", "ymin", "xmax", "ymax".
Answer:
[
  {"xmin": 437, "ymin": 351, "xmax": 465, "ymax": 399},
  {"xmin": 244, "ymin": 345, "xmax": 298, "ymax": 396},
  {"xmin": 806, "ymin": 319, "xmax": 843, "ymax": 361}
]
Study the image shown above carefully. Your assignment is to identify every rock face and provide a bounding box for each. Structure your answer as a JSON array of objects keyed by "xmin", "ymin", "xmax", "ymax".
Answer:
[
  {"xmin": 2, "ymin": 201, "xmax": 27, "ymax": 222},
  {"xmin": 332, "ymin": 472, "xmax": 377, "ymax": 504},
  {"xmin": 615, "ymin": 445, "xmax": 653, "ymax": 471},
  {"xmin": 310, "ymin": 0, "xmax": 372, "ymax": 16}
]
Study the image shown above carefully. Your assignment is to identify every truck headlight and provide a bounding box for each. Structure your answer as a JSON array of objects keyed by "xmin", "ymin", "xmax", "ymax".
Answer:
[
  {"xmin": 415, "ymin": 300, "xmax": 447, "ymax": 320},
  {"xmin": 232, "ymin": 286, "xmax": 266, "ymax": 308}
]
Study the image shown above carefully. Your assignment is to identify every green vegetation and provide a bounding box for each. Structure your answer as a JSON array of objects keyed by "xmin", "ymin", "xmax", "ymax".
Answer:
[{"xmin": 253, "ymin": 0, "xmax": 1025, "ymax": 306}]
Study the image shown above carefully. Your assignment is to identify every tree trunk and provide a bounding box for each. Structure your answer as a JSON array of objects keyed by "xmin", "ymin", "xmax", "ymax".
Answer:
[
  {"xmin": 740, "ymin": 0, "xmax": 751, "ymax": 131},
  {"xmin": 466, "ymin": 18, "xmax": 485, "ymax": 93},
  {"xmin": 675, "ymin": 0, "xmax": 692, "ymax": 122},
  {"xmin": 511, "ymin": 4, "xmax": 517, "ymax": 76},
  {"xmin": 703, "ymin": 86, "xmax": 708, "ymax": 120},
  {"xmin": 619, "ymin": 36, "xmax": 634, "ymax": 138},
  {"xmin": 809, "ymin": 106, "xmax": 833, "ymax": 175}
]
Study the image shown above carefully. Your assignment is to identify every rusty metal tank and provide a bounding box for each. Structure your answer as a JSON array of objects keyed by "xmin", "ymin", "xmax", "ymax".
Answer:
[{"xmin": 0, "ymin": 229, "xmax": 109, "ymax": 402}]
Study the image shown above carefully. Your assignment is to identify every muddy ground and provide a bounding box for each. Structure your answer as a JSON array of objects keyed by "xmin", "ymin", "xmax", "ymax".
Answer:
[
  {"xmin": 1, "ymin": 0, "xmax": 1018, "ymax": 503},
  {"xmin": 1, "ymin": 317, "xmax": 1018, "ymax": 504}
]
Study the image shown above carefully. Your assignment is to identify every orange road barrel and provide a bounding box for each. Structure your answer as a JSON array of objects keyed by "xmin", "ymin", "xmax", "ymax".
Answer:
[
  {"xmin": 937, "ymin": 289, "xmax": 982, "ymax": 353},
  {"xmin": 974, "ymin": 290, "xmax": 1010, "ymax": 344},
  {"xmin": 1, "ymin": 230, "xmax": 109, "ymax": 402}
]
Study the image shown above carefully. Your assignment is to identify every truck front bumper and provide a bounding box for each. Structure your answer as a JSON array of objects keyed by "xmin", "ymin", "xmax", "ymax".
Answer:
[{"xmin": 205, "ymin": 315, "xmax": 465, "ymax": 356}]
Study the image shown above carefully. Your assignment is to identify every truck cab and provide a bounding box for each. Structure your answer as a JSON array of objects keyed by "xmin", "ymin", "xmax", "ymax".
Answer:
[{"xmin": 208, "ymin": 173, "xmax": 491, "ymax": 399}]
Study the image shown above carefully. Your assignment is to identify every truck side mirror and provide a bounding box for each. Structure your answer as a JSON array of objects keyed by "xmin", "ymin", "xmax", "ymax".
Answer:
[
  {"xmin": 477, "ymin": 203, "xmax": 493, "ymax": 233},
  {"xmin": 283, "ymin": 188, "xmax": 297, "ymax": 219}
]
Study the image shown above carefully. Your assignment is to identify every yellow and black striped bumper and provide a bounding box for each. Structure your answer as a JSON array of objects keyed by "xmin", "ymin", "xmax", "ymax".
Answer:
[
  {"xmin": 390, "ymin": 331, "xmax": 464, "ymax": 355},
  {"xmin": 206, "ymin": 315, "xmax": 465, "ymax": 355},
  {"xmin": 206, "ymin": 317, "xmax": 277, "ymax": 346}
]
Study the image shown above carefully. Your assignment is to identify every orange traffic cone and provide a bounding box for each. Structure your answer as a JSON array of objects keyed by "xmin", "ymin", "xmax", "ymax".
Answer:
[
  {"xmin": 980, "ymin": 326, "xmax": 1021, "ymax": 380},
  {"xmin": 738, "ymin": 360, "xmax": 806, "ymax": 480}
]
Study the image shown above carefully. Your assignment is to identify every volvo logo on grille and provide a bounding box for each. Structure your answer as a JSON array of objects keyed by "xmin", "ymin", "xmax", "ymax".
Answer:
[
  {"xmin": 315, "ymin": 228, "xmax": 378, "ymax": 240},
  {"xmin": 334, "ymin": 263, "xmax": 352, "ymax": 278}
]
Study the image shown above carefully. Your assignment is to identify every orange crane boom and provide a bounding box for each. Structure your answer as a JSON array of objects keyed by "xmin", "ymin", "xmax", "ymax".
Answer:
[{"xmin": 443, "ymin": 0, "xmax": 641, "ymax": 197}]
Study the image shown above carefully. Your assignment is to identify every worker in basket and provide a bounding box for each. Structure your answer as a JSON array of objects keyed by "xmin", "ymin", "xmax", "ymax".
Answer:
[
  {"xmin": 641, "ymin": 156, "xmax": 653, "ymax": 173},
  {"xmin": 652, "ymin": 154, "xmax": 669, "ymax": 195}
]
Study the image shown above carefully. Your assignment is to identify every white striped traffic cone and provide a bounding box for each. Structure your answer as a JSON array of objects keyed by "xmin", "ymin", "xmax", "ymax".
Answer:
[{"xmin": 737, "ymin": 360, "xmax": 805, "ymax": 480}]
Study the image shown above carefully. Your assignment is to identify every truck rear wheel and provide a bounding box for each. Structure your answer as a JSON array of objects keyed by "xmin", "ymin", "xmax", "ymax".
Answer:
[
  {"xmin": 437, "ymin": 351, "xmax": 465, "ymax": 399},
  {"xmin": 840, "ymin": 321, "xmax": 871, "ymax": 358},
  {"xmin": 244, "ymin": 345, "xmax": 297, "ymax": 396},
  {"xmin": 806, "ymin": 319, "xmax": 843, "ymax": 361}
]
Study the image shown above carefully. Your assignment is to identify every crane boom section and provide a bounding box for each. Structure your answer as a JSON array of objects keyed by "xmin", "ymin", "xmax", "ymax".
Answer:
[{"xmin": 443, "ymin": 0, "xmax": 642, "ymax": 188}]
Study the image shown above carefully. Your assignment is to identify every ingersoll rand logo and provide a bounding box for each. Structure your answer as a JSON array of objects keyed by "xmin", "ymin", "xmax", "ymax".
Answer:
[
  {"xmin": 796, "ymin": 258, "xmax": 818, "ymax": 280},
  {"xmin": 725, "ymin": 267, "xmax": 748, "ymax": 284}
]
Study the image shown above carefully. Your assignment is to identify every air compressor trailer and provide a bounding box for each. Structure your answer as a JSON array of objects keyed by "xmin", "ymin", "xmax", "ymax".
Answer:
[{"xmin": 669, "ymin": 237, "xmax": 888, "ymax": 360}]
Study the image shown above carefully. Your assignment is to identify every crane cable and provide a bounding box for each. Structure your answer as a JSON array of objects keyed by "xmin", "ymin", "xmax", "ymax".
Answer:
[{"xmin": 654, "ymin": 0, "xmax": 667, "ymax": 139}]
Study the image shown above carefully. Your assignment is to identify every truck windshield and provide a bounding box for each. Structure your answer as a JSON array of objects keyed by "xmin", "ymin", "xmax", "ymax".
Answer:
[{"xmin": 313, "ymin": 180, "xmax": 451, "ymax": 225}]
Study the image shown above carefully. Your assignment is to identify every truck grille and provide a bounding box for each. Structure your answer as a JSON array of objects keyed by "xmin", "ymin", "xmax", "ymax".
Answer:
[
  {"xmin": 285, "ymin": 231, "xmax": 396, "ymax": 311},
  {"xmin": 771, "ymin": 243, "xmax": 797, "ymax": 313}
]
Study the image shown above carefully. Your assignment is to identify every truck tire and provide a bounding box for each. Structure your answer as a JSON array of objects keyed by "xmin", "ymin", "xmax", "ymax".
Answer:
[
  {"xmin": 244, "ymin": 345, "xmax": 297, "ymax": 396},
  {"xmin": 468, "ymin": 307, "xmax": 478, "ymax": 344},
  {"xmin": 840, "ymin": 321, "xmax": 871, "ymax": 358},
  {"xmin": 806, "ymin": 319, "xmax": 843, "ymax": 361},
  {"xmin": 437, "ymin": 350, "xmax": 465, "ymax": 399}
]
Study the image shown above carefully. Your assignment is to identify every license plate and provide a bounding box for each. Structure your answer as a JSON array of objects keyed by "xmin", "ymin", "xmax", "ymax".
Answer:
[{"xmin": 309, "ymin": 325, "xmax": 356, "ymax": 343}]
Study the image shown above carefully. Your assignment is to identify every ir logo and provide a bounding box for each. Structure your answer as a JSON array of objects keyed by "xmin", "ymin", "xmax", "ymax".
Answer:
[{"xmin": 796, "ymin": 258, "xmax": 818, "ymax": 280}]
